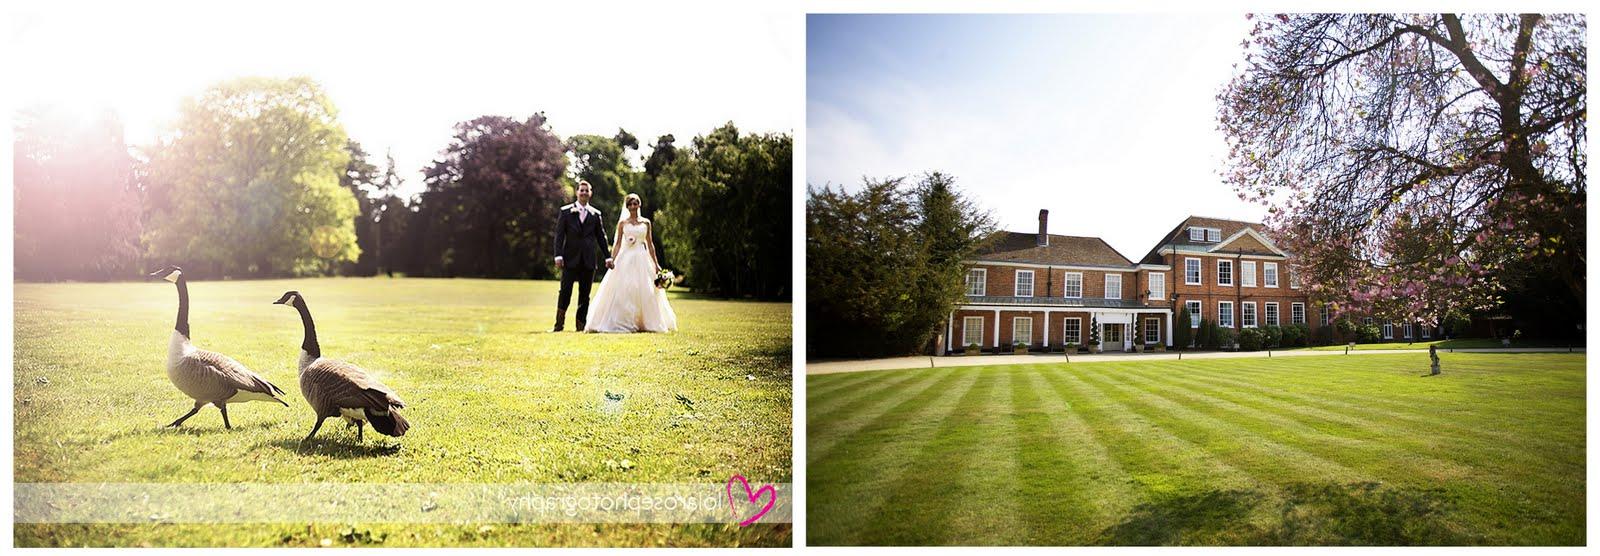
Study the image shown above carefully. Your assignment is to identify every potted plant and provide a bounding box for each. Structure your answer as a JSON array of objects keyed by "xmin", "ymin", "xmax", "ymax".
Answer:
[
  {"xmin": 965, "ymin": 342, "xmax": 981, "ymax": 356},
  {"xmin": 1064, "ymin": 342, "xmax": 1079, "ymax": 354},
  {"xmin": 1087, "ymin": 317, "xmax": 1102, "ymax": 353},
  {"xmin": 1152, "ymin": 342, "xmax": 1166, "ymax": 352},
  {"xmin": 1013, "ymin": 341, "xmax": 1029, "ymax": 355},
  {"xmin": 1131, "ymin": 321, "xmax": 1145, "ymax": 353}
]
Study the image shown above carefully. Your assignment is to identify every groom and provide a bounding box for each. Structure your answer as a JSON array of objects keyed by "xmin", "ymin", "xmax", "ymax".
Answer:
[{"xmin": 553, "ymin": 180, "xmax": 613, "ymax": 332}]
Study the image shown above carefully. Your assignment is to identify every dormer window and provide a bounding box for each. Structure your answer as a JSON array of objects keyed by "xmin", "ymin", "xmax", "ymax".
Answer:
[{"xmin": 1187, "ymin": 227, "xmax": 1223, "ymax": 243}]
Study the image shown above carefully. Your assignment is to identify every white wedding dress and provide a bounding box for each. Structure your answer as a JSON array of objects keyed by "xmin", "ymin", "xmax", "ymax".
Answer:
[{"xmin": 585, "ymin": 219, "xmax": 678, "ymax": 333}]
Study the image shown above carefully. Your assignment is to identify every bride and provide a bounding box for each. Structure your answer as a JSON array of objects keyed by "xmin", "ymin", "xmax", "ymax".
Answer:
[{"xmin": 585, "ymin": 193, "xmax": 678, "ymax": 333}]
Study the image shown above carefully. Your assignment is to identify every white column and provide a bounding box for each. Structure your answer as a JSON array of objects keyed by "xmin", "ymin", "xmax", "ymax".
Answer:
[
  {"xmin": 946, "ymin": 312, "xmax": 954, "ymax": 353},
  {"xmin": 1166, "ymin": 311, "xmax": 1174, "ymax": 347},
  {"xmin": 992, "ymin": 309, "xmax": 1001, "ymax": 349},
  {"xmin": 1043, "ymin": 310, "xmax": 1051, "ymax": 348}
]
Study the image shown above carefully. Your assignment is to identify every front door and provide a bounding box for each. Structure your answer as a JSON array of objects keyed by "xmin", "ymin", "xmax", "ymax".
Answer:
[{"xmin": 1104, "ymin": 323, "xmax": 1126, "ymax": 351}]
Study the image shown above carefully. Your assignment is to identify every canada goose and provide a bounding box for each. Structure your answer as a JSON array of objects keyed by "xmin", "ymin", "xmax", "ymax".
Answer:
[
  {"xmin": 150, "ymin": 265, "xmax": 288, "ymax": 429},
  {"xmin": 273, "ymin": 291, "xmax": 409, "ymax": 443}
]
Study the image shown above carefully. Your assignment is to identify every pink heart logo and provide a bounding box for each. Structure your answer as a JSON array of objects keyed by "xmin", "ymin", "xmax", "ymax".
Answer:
[{"xmin": 725, "ymin": 474, "xmax": 776, "ymax": 527}]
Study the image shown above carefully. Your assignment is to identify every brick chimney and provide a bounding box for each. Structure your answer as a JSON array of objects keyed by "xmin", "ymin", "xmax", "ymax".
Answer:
[{"xmin": 1037, "ymin": 209, "xmax": 1049, "ymax": 246}]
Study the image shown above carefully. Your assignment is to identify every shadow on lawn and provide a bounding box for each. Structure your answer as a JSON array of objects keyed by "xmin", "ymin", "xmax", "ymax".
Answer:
[
  {"xmin": 1099, "ymin": 482, "xmax": 1468, "ymax": 546},
  {"xmin": 265, "ymin": 437, "xmax": 403, "ymax": 459}
]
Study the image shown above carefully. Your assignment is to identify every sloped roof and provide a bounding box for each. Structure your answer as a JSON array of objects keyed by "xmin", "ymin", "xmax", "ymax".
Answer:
[
  {"xmin": 972, "ymin": 232, "xmax": 1134, "ymax": 268},
  {"xmin": 1139, "ymin": 216, "xmax": 1282, "ymax": 264}
]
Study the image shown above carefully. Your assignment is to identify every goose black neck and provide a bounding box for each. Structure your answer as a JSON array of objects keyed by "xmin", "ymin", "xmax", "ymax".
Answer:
[
  {"xmin": 174, "ymin": 277, "xmax": 190, "ymax": 339},
  {"xmin": 292, "ymin": 299, "xmax": 321, "ymax": 358}
]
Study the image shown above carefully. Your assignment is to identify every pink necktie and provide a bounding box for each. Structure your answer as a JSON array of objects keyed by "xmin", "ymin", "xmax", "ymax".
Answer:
[{"xmin": 579, "ymin": 206, "xmax": 586, "ymax": 223}]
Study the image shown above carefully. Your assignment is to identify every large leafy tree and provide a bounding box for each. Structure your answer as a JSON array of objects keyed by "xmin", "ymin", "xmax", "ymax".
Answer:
[
  {"xmin": 418, "ymin": 114, "xmax": 567, "ymax": 278},
  {"xmin": 142, "ymin": 76, "xmax": 359, "ymax": 277},
  {"xmin": 807, "ymin": 174, "xmax": 993, "ymax": 357},
  {"xmin": 340, "ymin": 140, "xmax": 382, "ymax": 276},
  {"xmin": 656, "ymin": 124, "xmax": 792, "ymax": 298},
  {"xmin": 566, "ymin": 129, "xmax": 640, "ymax": 219},
  {"xmin": 13, "ymin": 106, "xmax": 143, "ymax": 280},
  {"xmin": 1219, "ymin": 14, "xmax": 1586, "ymax": 327}
]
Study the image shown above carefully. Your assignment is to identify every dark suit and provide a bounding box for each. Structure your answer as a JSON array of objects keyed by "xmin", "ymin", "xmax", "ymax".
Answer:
[{"xmin": 553, "ymin": 202, "xmax": 611, "ymax": 331}]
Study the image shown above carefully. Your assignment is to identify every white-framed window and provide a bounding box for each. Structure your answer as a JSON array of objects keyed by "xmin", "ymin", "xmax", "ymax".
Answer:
[
  {"xmin": 1145, "ymin": 317, "xmax": 1161, "ymax": 344},
  {"xmin": 1207, "ymin": 228, "xmax": 1221, "ymax": 242},
  {"xmin": 1188, "ymin": 227, "xmax": 1204, "ymax": 241},
  {"xmin": 1403, "ymin": 323, "xmax": 1413, "ymax": 338},
  {"xmin": 1320, "ymin": 305, "xmax": 1331, "ymax": 326},
  {"xmin": 1217, "ymin": 260, "xmax": 1234, "ymax": 286},
  {"xmin": 1421, "ymin": 326, "xmax": 1431, "ymax": 339},
  {"xmin": 962, "ymin": 316, "xmax": 984, "ymax": 347},
  {"xmin": 1219, "ymin": 301, "xmax": 1235, "ymax": 328},
  {"xmin": 1063, "ymin": 317, "xmax": 1082, "ymax": 345},
  {"xmin": 1289, "ymin": 269, "xmax": 1301, "ymax": 289},
  {"xmin": 1192, "ymin": 227, "xmax": 1221, "ymax": 242},
  {"xmin": 1185, "ymin": 258, "xmax": 1202, "ymax": 285},
  {"xmin": 1264, "ymin": 262, "xmax": 1279, "ymax": 288},
  {"xmin": 1241, "ymin": 261, "xmax": 1257, "ymax": 287},
  {"xmin": 1292, "ymin": 303, "xmax": 1306, "ymax": 325},
  {"xmin": 1265, "ymin": 302, "xmax": 1280, "ymax": 326},
  {"xmin": 1364, "ymin": 317, "xmax": 1374, "ymax": 325},
  {"xmin": 1015, "ymin": 270, "xmax": 1034, "ymax": 297},
  {"xmin": 1148, "ymin": 272, "xmax": 1165, "ymax": 300},
  {"xmin": 1105, "ymin": 274, "xmax": 1122, "ymax": 299},
  {"xmin": 1242, "ymin": 302, "xmax": 1257, "ymax": 327},
  {"xmin": 1186, "ymin": 300, "xmax": 1202, "ymax": 328},
  {"xmin": 1013, "ymin": 317, "xmax": 1033, "ymax": 346},
  {"xmin": 965, "ymin": 268, "xmax": 987, "ymax": 297},
  {"xmin": 1062, "ymin": 272, "xmax": 1083, "ymax": 298},
  {"xmin": 1383, "ymin": 323, "xmax": 1394, "ymax": 339}
]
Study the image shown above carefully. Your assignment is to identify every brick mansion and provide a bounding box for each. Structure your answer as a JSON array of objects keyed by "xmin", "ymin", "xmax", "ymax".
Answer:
[{"xmin": 947, "ymin": 211, "xmax": 1435, "ymax": 353}]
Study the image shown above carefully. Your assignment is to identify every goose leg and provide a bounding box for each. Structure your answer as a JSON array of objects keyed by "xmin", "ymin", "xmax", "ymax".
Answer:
[
  {"xmin": 302, "ymin": 416, "xmax": 328, "ymax": 443},
  {"xmin": 166, "ymin": 402, "xmax": 204, "ymax": 428},
  {"xmin": 217, "ymin": 403, "xmax": 232, "ymax": 430},
  {"xmin": 356, "ymin": 421, "xmax": 365, "ymax": 443}
]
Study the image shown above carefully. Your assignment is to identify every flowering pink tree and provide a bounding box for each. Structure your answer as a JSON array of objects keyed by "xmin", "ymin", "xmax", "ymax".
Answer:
[{"xmin": 1219, "ymin": 14, "xmax": 1586, "ymax": 326}]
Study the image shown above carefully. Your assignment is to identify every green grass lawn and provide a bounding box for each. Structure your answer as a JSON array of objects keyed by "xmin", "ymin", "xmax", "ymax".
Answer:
[
  {"xmin": 1300, "ymin": 338, "xmax": 1583, "ymax": 351},
  {"xmin": 14, "ymin": 277, "xmax": 791, "ymax": 547},
  {"xmin": 807, "ymin": 353, "xmax": 1584, "ymax": 545}
]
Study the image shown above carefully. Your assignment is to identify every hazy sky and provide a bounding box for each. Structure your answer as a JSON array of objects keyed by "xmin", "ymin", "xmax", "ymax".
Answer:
[
  {"xmin": 808, "ymin": 13, "xmax": 1262, "ymax": 261},
  {"xmin": 10, "ymin": 1, "xmax": 797, "ymax": 198}
]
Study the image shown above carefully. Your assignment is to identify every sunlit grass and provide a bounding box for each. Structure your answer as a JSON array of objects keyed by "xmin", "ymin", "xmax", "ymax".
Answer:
[
  {"xmin": 14, "ymin": 277, "xmax": 792, "ymax": 547},
  {"xmin": 807, "ymin": 353, "xmax": 1584, "ymax": 545}
]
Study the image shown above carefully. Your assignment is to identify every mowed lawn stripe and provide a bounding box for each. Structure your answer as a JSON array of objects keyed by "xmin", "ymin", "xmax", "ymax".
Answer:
[
  {"xmin": 1169, "ymin": 361, "xmax": 1578, "ymax": 455},
  {"xmin": 863, "ymin": 370, "xmax": 1022, "ymax": 545},
  {"xmin": 1102, "ymin": 365, "xmax": 1472, "ymax": 484},
  {"xmin": 807, "ymin": 369, "xmax": 903, "ymax": 400},
  {"xmin": 807, "ymin": 369, "xmax": 957, "ymax": 462},
  {"xmin": 806, "ymin": 369, "xmax": 930, "ymax": 423},
  {"xmin": 806, "ymin": 369, "xmax": 981, "ymax": 545},
  {"xmin": 1011, "ymin": 367, "xmax": 1140, "ymax": 543},
  {"xmin": 1073, "ymin": 368, "xmax": 1366, "ymax": 485}
]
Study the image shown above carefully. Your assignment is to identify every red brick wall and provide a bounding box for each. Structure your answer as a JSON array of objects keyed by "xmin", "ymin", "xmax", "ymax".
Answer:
[{"xmin": 1162, "ymin": 252, "xmax": 1319, "ymax": 334}]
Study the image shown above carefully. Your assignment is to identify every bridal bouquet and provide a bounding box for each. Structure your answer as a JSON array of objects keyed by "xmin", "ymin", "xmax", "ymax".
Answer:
[{"xmin": 654, "ymin": 269, "xmax": 675, "ymax": 290}]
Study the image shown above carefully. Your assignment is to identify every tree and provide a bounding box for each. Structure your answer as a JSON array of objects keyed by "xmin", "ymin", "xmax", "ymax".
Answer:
[
  {"xmin": 13, "ymin": 106, "xmax": 143, "ymax": 280},
  {"xmin": 806, "ymin": 174, "xmax": 993, "ymax": 357},
  {"xmin": 1088, "ymin": 317, "xmax": 1102, "ymax": 349},
  {"xmin": 1175, "ymin": 305, "xmax": 1193, "ymax": 349},
  {"xmin": 656, "ymin": 123, "xmax": 791, "ymax": 298},
  {"xmin": 142, "ymin": 76, "xmax": 359, "ymax": 277},
  {"xmin": 1219, "ymin": 14, "xmax": 1586, "ymax": 329},
  {"xmin": 567, "ymin": 130, "xmax": 640, "ymax": 219},
  {"xmin": 417, "ymin": 114, "xmax": 567, "ymax": 278},
  {"xmin": 340, "ymin": 140, "xmax": 382, "ymax": 276}
]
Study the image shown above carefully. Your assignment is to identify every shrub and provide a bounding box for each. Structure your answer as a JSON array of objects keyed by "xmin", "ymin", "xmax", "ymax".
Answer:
[
  {"xmin": 1175, "ymin": 306, "xmax": 1193, "ymax": 349},
  {"xmin": 1287, "ymin": 323, "xmax": 1310, "ymax": 347},
  {"xmin": 1312, "ymin": 324, "xmax": 1334, "ymax": 346},
  {"xmin": 1238, "ymin": 327, "xmax": 1265, "ymax": 351},
  {"xmin": 1260, "ymin": 325, "xmax": 1283, "ymax": 348},
  {"xmin": 1216, "ymin": 327, "xmax": 1237, "ymax": 350},
  {"xmin": 1357, "ymin": 323, "xmax": 1382, "ymax": 343}
]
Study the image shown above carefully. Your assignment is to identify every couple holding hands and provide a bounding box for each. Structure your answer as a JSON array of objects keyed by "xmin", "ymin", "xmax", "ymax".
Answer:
[{"xmin": 551, "ymin": 180, "xmax": 678, "ymax": 334}]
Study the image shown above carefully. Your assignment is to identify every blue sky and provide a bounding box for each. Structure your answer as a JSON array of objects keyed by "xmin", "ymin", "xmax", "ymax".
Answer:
[{"xmin": 808, "ymin": 13, "xmax": 1262, "ymax": 261}]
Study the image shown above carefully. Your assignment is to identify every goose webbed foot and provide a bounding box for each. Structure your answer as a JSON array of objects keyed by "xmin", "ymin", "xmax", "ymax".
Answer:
[{"xmin": 165, "ymin": 403, "xmax": 203, "ymax": 428}]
